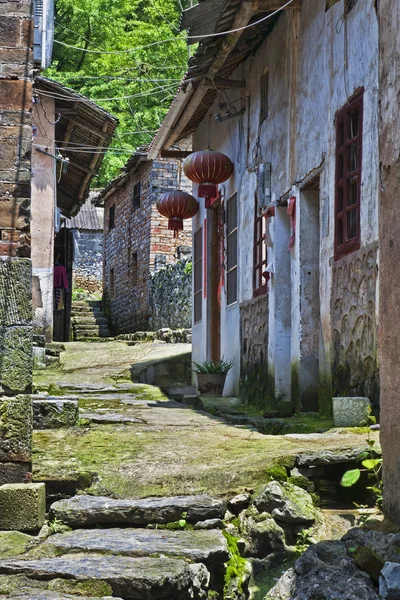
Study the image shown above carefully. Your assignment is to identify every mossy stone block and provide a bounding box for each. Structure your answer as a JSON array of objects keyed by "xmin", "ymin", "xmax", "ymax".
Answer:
[
  {"xmin": 0, "ymin": 483, "xmax": 46, "ymax": 531},
  {"xmin": 0, "ymin": 327, "xmax": 32, "ymax": 393},
  {"xmin": 0, "ymin": 395, "xmax": 32, "ymax": 462},
  {"xmin": 0, "ymin": 259, "xmax": 31, "ymax": 326}
]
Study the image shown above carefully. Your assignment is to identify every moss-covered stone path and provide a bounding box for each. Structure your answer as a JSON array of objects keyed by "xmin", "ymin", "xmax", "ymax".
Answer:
[{"xmin": 32, "ymin": 341, "xmax": 378, "ymax": 499}]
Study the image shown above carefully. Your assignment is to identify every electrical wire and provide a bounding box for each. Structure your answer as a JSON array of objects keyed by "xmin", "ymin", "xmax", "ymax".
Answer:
[
  {"xmin": 53, "ymin": 0, "xmax": 294, "ymax": 56},
  {"xmin": 35, "ymin": 82, "xmax": 179, "ymax": 103}
]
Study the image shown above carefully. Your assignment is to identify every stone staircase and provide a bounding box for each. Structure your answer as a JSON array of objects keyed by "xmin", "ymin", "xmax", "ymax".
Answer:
[
  {"xmin": 71, "ymin": 301, "xmax": 111, "ymax": 341},
  {"xmin": 0, "ymin": 494, "xmax": 232, "ymax": 599}
]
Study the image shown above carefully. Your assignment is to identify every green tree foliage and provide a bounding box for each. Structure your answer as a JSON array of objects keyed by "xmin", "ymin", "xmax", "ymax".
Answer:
[{"xmin": 46, "ymin": 0, "xmax": 191, "ymax": 185}]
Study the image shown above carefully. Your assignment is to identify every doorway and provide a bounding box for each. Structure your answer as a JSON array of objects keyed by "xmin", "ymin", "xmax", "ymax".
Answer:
[
  {"xmin": 298, "ymin": 176, "xmax": 321, "ymax": 411},
  {"xmin": 53, "ymin": 226, "xmax": 73, "ymax": 342}
]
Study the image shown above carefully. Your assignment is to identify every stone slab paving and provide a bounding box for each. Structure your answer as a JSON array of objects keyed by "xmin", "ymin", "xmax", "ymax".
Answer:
[
  {"xmin": 46, "ymin": 528, "xmax": 229, "ymax": 569},
  {"xmin": 50, "ymin": 494, "xmax": 226, "ymax": 526},
  {"xmin": 80, "ymin": 411, "xmax": 145, "ymax": 424},
  {"xmin": 0, "ymin": 555, "xmax": 209, "ymax": 599}
]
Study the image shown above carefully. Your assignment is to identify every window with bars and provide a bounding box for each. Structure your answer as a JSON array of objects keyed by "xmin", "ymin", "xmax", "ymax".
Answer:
[
  {"xmin": 335, "ymin": 89, "xmax": 363, "ymax": 261},
  {"xmin": 109, "ymin": 204, "xmax": 115, "ymax": 231},
  {"xmin": 132, "ymin": 182, "xmax": 141, "ymax": 210},
  {"xmin": 226, "ymin": 192, "xmax": 238, "ymax": 305},
  {"xmin": 193, "ymin": 228, "xmax": 203, "ymax": 324},
  {"xmin": 253, "ymin": 197, "xmax": 268, "ymax": 296},
  {"xmin": 260, "ymin": 70, "xmax": 269, "ymax": 123}
]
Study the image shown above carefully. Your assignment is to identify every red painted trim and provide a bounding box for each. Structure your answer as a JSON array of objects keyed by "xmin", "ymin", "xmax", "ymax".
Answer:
[{"xmin": 203, "ymin": 218, "xmax": 207, "ymax": 298}]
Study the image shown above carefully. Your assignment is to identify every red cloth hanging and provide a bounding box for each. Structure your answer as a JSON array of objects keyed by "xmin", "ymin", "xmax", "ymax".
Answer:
[
  {"xmin": 54, "ymin": 265, "xmax": 69, "ymax": 289},
  {"xmin": 287, "ymin": 196, "xmax": 296, "ymax": 252}
]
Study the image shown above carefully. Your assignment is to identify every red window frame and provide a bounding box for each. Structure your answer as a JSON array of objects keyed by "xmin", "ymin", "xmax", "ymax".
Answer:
[
  {"xmin": 253, "ymin": 195, "xmax": 268, "ymax": 297},
  {"xmin": 334, "ymin": 88, "xmax": 363, "ymax": 261}
]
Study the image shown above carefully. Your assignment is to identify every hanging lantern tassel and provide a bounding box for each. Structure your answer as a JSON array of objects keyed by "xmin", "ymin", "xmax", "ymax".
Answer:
[
  {"xmin": 156, "ymin": 190, "xmax": 199, "ymax": 238},
  {"xmin": 168, "ymin": 217, "xmax": 183, "ymax": 238}
]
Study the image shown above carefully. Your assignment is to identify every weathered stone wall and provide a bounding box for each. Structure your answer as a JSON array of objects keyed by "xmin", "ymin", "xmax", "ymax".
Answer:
[
  {"xmin": 0, "ymin": 0, "xmax": 34, "ymax": 484},
  {"xmin": 73, "ymin": 230, "xmax": 103, "ymax": 294},
  {"xmin": 331, "ymin": 243, "xmax": 379, "ymax": 411},
  {"xmin": 103, "ymin": 158, "xmax": 192, "ymax": 334},
  {"xmin": 148, "ymin": 257, "xmax": 192, "ymax": 331},
  {"xmin": 239, "ymin": 295, "xmax": 272, "ymax": 410}
]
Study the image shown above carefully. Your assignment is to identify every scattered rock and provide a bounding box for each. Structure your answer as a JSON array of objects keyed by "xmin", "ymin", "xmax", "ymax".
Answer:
[
  {"xmin": 194, "ymin": 519, "xmax": 225, "ymax": 530},
  {"xmin": 352, "ymin": 545, "xmax": 385, "ymax": 584},
  {"xmin": 342, "ymin": 528, "xmax": 400, "ymax": 564},
  {"xmin": 239, "ymin": 507, "xmax": 286, "ymax": 558},
  {"xmin": 50, "ymin": 494, "xmax": 226, "ymax": 527},
  {"xmin": 264, "ymin": 567, "xmax": 296, "ymax": 600},
  {"xmin": 33, "ymin": 399, "xmax": 78, "ymax": 429},
  {"xmin": 253, "ymin": 482, "xmax": 317, "ymax": 525},
  {"xmin": 45, "ymin": 528, "xmax": 229, "ymax": 572},
  {"xmin": 380, "ymin": 562, "xmax": 400, "ymax": 600},
  {"xmin": 293, "ymin": 540, "xmax": 379, "ymax": 599},
  {"xmin": 228, "ymin": 493, "xmax": 251, "ymax": 513},
  {"xmin": 0, "ymin": 555, "xmax": 210, "ymax": 600}
]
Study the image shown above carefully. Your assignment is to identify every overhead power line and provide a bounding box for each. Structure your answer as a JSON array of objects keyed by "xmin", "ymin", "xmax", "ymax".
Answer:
[{"xmin": 53, "ymin": 0, "xmax": 294, "ymax": 56}]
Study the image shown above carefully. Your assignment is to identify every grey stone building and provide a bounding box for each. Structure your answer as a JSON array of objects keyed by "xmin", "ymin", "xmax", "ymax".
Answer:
[
  {"xmin": 96, "ymin": 152, "xmax": 193, "ymax": 335},
  {"xmin": 66, "ymin": 192, "xmax": 104, "ymax": 296}
]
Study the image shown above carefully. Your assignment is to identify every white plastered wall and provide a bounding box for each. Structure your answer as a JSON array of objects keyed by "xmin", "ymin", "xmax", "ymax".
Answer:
[
  {"xmin": 192, "ymin": 0, "xmax": 379, "ymax": 400},
  {"xmin": 31, "ymin": 95, "xmax": 56, "ymax": 342}
]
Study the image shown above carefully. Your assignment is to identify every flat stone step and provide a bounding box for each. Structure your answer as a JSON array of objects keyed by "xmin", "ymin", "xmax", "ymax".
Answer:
[
  {"xmin": 58, "ymin": 383, "xmax": 118, "ymax": 393},
  {"xmin": 8, "ymin": 592, "xmax": 119, "ymax": 600},
  {"xmin": 50, "ymin": 494, "xmax": 226, "ymax": 527},
  {"xmin": 33, "ymin": 399, "xmax": 79, "ymax": 429},
  {"xmin": 162, "ymin": 385, "xmax": 197, "ymax": 399},
  {"xmin": 0, "ymin": 555, "xmax": 209, "ymax": 599},
  {"xmin": 75, "ymin": 330, "xmax": 111, "ymax": 340},
  {"xmin": 46, "ymin": 528, "xmax": 229, "ymax": 571},
  {"xmin": 72, "ymin": 316, "xmax": 108, "ymax": 326},
  {"xmin": 80, "ymin": 411, "xmax": 144, "ymax": 424}
]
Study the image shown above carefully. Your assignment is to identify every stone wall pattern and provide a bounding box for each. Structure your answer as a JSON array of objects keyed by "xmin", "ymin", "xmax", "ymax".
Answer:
[
  {"xmin": 103, "ymin": 159, "xmax": 192, "ymax": 334},
  {"xmin": 239, "ymin": 295, "xmax": 272, "ymax": 409},
  {"xmin": 331, "ymin": 243, "xmax": 379, "ymax": 410},
  {"xmin": 149, "ymin": 257, "xmax": 192, "ymax": 331},
  {"xmin": 0, "ymin": 0, "xmax": 34, "ymax": 484},
  {"xmin": 73, "ymin": 230, "xmax": 103, "ymax": 294}
]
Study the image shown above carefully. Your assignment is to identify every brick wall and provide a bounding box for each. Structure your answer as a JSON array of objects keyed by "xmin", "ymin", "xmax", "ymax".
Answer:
[
  {"xmin": 103, "ymin": 158, "xmax": 192, "ymax": 334},
  {"xmin": 0, "ymin": 0, "xmax": 34, "ymax": 483}
]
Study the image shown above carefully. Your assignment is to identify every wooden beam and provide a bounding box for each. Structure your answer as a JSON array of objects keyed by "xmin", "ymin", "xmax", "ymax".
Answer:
[
  {"xmin": 205, "ymin": 78, "xmax": 246, "ymax": 89},
  {"xmin": 64, "ymin": 117, "xmax": 107, "ymax": 140},
  {"xmin": 166, "ymin": 2, "xmax": 253, "ymax": 148},
  {"xmin": 161, "ymin": 150, "xmax": 193, "ymax": 159},
  {"xmin": 67, "ymin": 158, "xmax": 94, "ymax": 173},
  {"xmin": 78, "ymin": 120, "xmax": 109, "ymax": 200},
  {"xmin": 252, "ymin": 0, "xmax": 302, "ymax": 9}
]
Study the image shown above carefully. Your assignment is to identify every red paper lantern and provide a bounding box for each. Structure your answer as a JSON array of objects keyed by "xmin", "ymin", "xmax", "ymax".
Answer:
[
  {"xmin": 183, "ymin": 150, "xmax": 234, "ymax": 208},
  {"xmin": 156, "ymin": 190, "xmax": 199, "ymax": 238}
]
